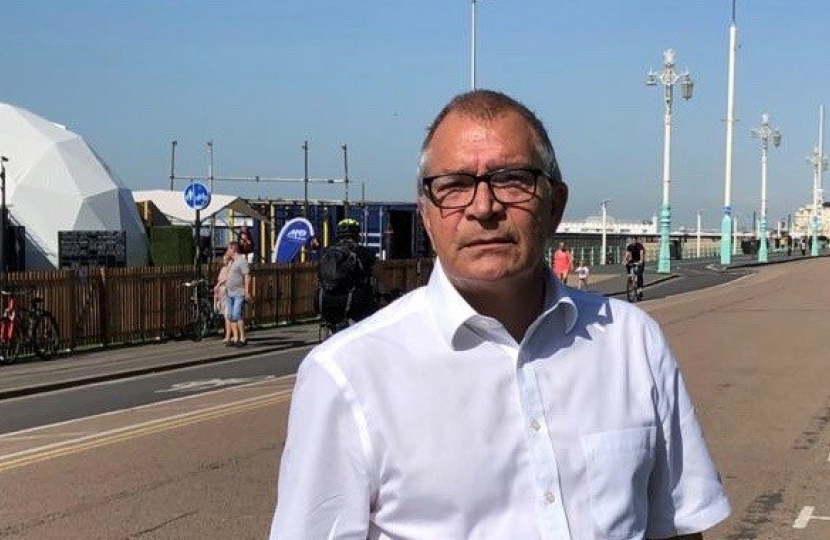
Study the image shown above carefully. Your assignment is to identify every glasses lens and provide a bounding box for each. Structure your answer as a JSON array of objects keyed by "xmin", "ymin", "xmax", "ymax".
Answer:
[
  {"xmin": 489, "ymin": 169, "xmax": 537, "ymax": 203},
  {"xmin": 428, "ymin": 174, "xmax": 476, "ymax": 208}
]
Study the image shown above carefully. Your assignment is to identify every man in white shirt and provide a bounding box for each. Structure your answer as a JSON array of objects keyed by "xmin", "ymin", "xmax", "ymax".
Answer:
[{"xmin": 270, "ymin": 90, "xmax": 730, "ymax": 539}]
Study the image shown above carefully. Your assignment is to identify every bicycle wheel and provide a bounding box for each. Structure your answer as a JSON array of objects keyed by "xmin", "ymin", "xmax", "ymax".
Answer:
[
  {"xmin": 626, "ymin": 275, "xmax": 637, "ymax": 303},
  {"xmin": 318, "ymin": 322, "xmax": 332, "ymax": 342},
  {"xmin": 33, "ymin": 313, "xmax": 61, "ymax": 360},
  {"xmin": 0, "ymin": 318, "xmax": 23, "ymax": 365},
  {"xmin": 187, "ymin": 302, "xmax": 204, "ymax": 342},
  {"xmin": 198, "ymin": 299, "xmax": 214, "ymax": 339}
]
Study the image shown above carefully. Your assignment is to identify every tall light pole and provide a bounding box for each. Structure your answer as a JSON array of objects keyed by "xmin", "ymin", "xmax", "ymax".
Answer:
[
  {"xmin": 721, "ymin": 0, "xmax": 738, "ymax": 265},
  {"xmin": 807, "ymin": 105, "xmax": 826, "ymax": 256},
  {"xmin": 342, "ymin": 144, "xmax": 350, "ymax": 217},
  {"xmin": 169, "ymin": 140, "xmax": 177, "ymax": 190},
  {"xmin": 470, "ymin": 0, "xmax": 477, "ymax": 89},
  {"xmin": 646, "ymin": 48, "xmax": 694, "ymax": 274},
  {"xmin": 302, "ymin": 140, "xmax": 309, "ymax": 217},
  {"xmin": 207, "ymin": 140, "xmax": 215, "ymax": 258},
  {"xmin": 696, "ymin": 209, "xmax": 702, "ymax": 258},
  {"xmin": 600, "ymin": 199, "xmax": 609, "ymax": 265},
  {"xmin": 733, "ymin": 214, "xmax": 740, "ymax": 256},
  {"xmin": 751, "ymin": 113, "xmax": 781, "ymax": 263}
]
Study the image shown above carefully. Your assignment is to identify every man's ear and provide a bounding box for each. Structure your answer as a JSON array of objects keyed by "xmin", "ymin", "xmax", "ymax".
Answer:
[{"xmin": 548, "ymin": 181, "xmax": 569, "ymax": 235}]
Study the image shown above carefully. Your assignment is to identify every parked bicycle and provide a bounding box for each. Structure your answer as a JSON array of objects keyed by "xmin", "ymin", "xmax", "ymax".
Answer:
[
  {"xmin": 183, "ymin": 277, "xmax": 222, "ymax": 341},
  {"xmin": 0, "ymin": 287, "xmax": 61, "ymax": 364}
]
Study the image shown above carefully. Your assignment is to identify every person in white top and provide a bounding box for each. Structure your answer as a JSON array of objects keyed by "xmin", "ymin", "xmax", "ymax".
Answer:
[
  {"xmin": 576, "ymin": 260, "xmax": 590, "ymax": 290},
  {"xmin": 270, "ymin": 90, "xmax": 730, "ymax": 539}
]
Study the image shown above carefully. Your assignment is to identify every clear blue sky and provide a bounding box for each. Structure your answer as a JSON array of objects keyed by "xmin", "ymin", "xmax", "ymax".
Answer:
[{"xmin": 2, "ymin": 1, "xmax": 828, "ymax": 230}]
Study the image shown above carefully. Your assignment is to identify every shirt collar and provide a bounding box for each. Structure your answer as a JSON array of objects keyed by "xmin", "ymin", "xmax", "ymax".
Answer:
[{"xmin": 426, "ymin": 260, "xmax": 579, "ymax": 349}]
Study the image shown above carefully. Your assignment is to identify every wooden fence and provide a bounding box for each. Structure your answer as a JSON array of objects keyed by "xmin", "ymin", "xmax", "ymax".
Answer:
[{"xmin": 2, "ymin": 259, "xmax": 433, "ymax": 353}]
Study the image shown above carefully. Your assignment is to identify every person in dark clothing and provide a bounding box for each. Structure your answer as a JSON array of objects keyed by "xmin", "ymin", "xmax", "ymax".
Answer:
[
  {"xmin": 237, "ymin": 225, "xmax": 256, "ymax": 263},
  {"xmin": 624, "ymin": 237, "xmax": 646, "ymax": 295},
  {"xmin": 317, "ymin": 218, "xmax": 378, "ymax": 330}
]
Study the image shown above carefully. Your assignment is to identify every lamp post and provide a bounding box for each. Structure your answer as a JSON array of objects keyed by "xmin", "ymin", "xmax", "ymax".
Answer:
[
  {"xmin": 0, "ymin": 156, "xmax": 8, "ymax": 284},
  {"xmin": 751, "ymin": 113, "xmax": 781, "ymax": 263},
  {"xmin": 302, "ymin": 140, "xmax": 309, "ymax": 217},
  {"xmin": 807, "ymin": 105, "xmax": 826, "ymax": 256},
  {"xmin": 207, "ymin": 140, "xmax": 215, "ymax": 258},
  {"xmin": 169, "ymin": 140, "xmax": 177, "ymax": 190},
  {"xmin": 470, "ymin": 0, "xmax": 477, "ymax": 89},
  {"xmin": 733, "ymin": 214, "xmax": 740, "ymax": 256},
  {"xmin": 600, "ymin": 200, "xmax": 610, "ymax": 265},
  {"xmin": 721, "ymin": 2, "xmax": 739, "ymax": 265},
  {"xmin": 696, "ymin": 209, "xmax": 702, "ymax": 258},
  {"xmin": 646, "ymin": 48, "xmax": 694, "ymax": 274},
  {"xmin": 341, "ymin": 144, "xmax": 350, "ymax": 217}
]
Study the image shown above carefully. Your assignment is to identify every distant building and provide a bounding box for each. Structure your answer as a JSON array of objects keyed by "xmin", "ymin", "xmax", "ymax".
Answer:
[
  {"xmin": 792, "ymin": 201, "xmax": 830, "ymax": 237},
  {"xmin": 557, "ymin": 215, "xmax": 657, "ymax": 236}
]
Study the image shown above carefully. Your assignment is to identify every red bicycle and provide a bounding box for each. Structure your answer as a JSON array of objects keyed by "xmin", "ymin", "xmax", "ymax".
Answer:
[{"xmin": 0, "ymin": 287, "xmax": 61, "ymax": 364}]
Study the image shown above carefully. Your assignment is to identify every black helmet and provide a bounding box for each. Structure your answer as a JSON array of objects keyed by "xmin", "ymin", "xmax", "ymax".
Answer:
[{"xmin": 336, "ymin": 218, "xmax": 360, "ymax": 239}]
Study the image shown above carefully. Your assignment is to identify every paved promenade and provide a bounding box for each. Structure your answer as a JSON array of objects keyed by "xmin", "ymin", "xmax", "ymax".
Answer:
[
  {"xmin": 3, "ymin": 256, "xmax": 830, "ymax": 538},
  {"xmin": 645, "ymin": 257, "xmax": 830, "ymax": 539}
]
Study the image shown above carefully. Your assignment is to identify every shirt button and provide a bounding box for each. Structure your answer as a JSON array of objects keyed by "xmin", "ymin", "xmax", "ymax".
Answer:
[
  {"xmin": 530, "ymin": 419, "xmax": 541, "ymax": 432},
  {"xmin": 544, "ymin": 491, "xmax": 556, "ymax": 505}
]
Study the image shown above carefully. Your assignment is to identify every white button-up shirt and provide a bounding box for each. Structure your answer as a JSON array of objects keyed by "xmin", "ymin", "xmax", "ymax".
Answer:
[{"xmin": 271, "ymin": 262, "xmax": 730, "ymax": 539}]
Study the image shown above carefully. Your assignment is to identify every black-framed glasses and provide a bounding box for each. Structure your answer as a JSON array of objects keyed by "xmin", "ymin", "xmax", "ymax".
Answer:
[{"xmin": 421, "ymin": 167, "xmax": 547, "ymax": 209}]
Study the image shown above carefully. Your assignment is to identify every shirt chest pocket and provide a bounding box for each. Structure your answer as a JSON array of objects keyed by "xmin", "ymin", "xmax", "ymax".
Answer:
[{"xmin": 581, "ymin": 426, "xmax": 657, "ymax": 539}]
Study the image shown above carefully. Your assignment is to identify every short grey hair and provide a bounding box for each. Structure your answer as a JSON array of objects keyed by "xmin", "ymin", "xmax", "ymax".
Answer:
[{"xmin": 416, "ymin": 89, "xmax": 563, "ymax": 195}]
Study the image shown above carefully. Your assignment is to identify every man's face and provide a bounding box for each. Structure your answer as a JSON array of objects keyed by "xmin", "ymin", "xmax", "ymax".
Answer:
[{"xmin": 419, "ymin": 111, "xmax": 568, "ymax": 289}]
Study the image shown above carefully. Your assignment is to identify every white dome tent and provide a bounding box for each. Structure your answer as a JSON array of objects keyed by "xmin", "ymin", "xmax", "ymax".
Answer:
[{"xmin": 0, "ymin": 102, "xmax": 148, "ymax": 269}]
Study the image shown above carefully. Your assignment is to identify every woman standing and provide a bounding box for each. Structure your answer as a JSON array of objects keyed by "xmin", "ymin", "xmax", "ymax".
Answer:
[
  {"xmin": 213, "ymin": 252, "xmax": 233, "ymax": 344},
  {"xmin": 552, "ymin": 241, "xmax": 573, "ymax": 285}
]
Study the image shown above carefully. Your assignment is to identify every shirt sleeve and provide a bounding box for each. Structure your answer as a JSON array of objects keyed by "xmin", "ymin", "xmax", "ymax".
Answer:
[
  {"xmin": 644, "ymin": 319, "xmax": 731, "ymax": 537},
  {"xmin": 269, "ymin": 356, "xmax": 374, "ymax": 539}
]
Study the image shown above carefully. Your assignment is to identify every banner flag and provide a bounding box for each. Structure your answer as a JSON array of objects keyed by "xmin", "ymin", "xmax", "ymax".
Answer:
[{"xmin": 273, "ymin": 217, "xmax": 315, "ymax": 263}]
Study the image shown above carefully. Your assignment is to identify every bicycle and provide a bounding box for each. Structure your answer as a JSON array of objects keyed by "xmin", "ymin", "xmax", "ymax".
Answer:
[
  {"xmin": 0, "ymin": 287, "xmax": 61, "ymax": 364},
  {"xmin": 316, "ymin": 281, "xmax": 403, "ymax": 342},
  {"xmin": 625, "ymin": 263, "xmax": 644, "ymax": 303},
  {"xmin": 183, "ymin": 278, "xmax": 222, "ymax": 341}
]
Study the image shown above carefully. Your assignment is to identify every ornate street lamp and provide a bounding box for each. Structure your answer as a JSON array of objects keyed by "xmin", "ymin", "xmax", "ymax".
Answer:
[
  {"xmin": 751, "ymin": 113, "xmax": 781, "ymax": 263},
  {"xmin": 646, "ymin": 49, "xmax": 694, "ymax": 274}
]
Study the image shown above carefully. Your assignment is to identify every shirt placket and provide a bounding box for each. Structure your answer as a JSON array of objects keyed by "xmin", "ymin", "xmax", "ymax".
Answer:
[{"xmin": 515, "ymin": 346, "xmax": 571, "ymax": 539}]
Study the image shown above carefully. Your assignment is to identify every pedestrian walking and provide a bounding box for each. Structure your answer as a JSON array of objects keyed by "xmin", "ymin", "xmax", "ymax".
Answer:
[
  {"xmin": 224, "ymin": 241, "xmax": 253, "ymax": 347},
  {"xmin": 576, "ymin": 260, "xmax": 590, "ymax": 290},
  {"xmin": 552, "ymin": 241, "xmax": 573, "ymax": 284}
]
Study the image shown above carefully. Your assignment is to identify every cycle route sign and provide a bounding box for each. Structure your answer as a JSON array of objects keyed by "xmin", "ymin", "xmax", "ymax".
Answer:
[{"xmin": 183, "ymin": 182, "xmax": 211, "ymax": 211}]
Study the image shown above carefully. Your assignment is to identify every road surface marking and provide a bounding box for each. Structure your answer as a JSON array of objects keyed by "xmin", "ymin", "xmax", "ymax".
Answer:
[
  {"xmin": 793, "ymin": 506, "xmax": 830, "ymax": 529},
  {"xmin": 0, "ymin": 388, "xmax": 293, "ymax": 473}
]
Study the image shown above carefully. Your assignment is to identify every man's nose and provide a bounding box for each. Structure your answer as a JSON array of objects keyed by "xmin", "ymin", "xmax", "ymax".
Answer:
[{"xmin": 466, "ymin": 180, "xmax": 503, "ymax": 217}]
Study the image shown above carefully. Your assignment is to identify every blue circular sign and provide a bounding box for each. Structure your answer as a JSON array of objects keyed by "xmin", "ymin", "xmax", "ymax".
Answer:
[{"xmin": 184, "ymin": 182, "xmax": 211, "ymax": 211}]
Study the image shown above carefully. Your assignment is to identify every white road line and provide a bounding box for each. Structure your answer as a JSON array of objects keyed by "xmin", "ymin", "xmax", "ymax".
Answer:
[
  {"xmin": 0, "ymin": 374, "xmax": 295, "ymax": 443},
  {"xmin": 793, "ymin": 506, "xmax": 830, "ymax": 529}
]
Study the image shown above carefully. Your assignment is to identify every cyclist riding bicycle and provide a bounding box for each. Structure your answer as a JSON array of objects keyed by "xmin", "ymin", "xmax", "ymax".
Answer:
[
  {"xmin": 624, "ymin": 237, "xmax": 646, "ymax": 299},
  {"xmin": 317, "ymin": 218, "xmax": 378, "ymax": 332}
]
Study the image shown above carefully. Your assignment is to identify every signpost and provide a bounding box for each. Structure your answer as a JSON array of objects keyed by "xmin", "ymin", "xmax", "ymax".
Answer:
[{"xmin": 183, "ymin": 182, "xmax": 211, "ymax": 274}]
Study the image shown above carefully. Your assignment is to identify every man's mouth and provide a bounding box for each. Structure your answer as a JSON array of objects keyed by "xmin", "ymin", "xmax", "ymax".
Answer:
[{"xmin": 465, "ymin": 237, "xmax": 513, "ymax": 248}]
